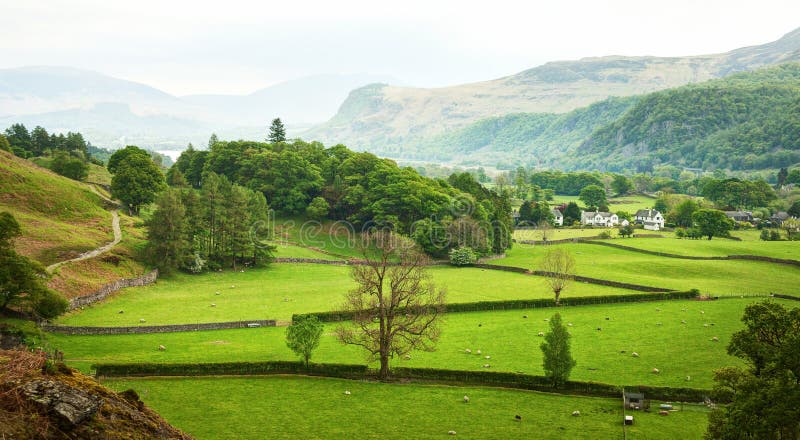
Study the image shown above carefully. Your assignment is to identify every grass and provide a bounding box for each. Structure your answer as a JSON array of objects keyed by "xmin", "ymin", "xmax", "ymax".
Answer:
[
  {"xmin": 55, "ymin": 263, "xmax": 637, "ymax": 326},
  {"xmin": 272, "ymin": 243, "xmax": 343, "ymax": 260},
  {"xmin": 551, "ymin": 194, "xmax": 657, "ymax": 213},
  {"xmin": 513, "ymin": 227, "xmax": 620, "ymax": 241},
  {"xmin": 491, "ymin": 242, "xmax": 800, "ymax": 295},
  {"xmin": 273, "ymin": 216, "xmax": 367, "ymax": 259},
  {"xmin": 605, "ymin": 236, "xmax": 799, "ymax": 259},
  {"xmin": 49, "ymin": 298, "xmax": 785, "ymax": 388},
  {"xmin": 102, "ymin": 375, "xmax": 710, "ymax": 439}
]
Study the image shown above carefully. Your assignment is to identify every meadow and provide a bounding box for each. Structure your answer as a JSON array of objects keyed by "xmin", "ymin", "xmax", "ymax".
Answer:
[
  {"xmin": 56, "ymin": 262, "xmax": 634, "ymax": 326},
  {"xmin": 49, "ymin": 298, "xmax": 781, "ymax": 388},
  {"xmin": 551, "ymin": 194, "xmax": 657, "ymax": 213},
  {"xmin": 611, "ymin": 236, "xmax": 799, "ymax": 259},
  {"xmin": 102, "ymin": 375, "xmax": 710, "ymax": 440},
  {"xmin": 491, "ymin": 242, "xmax": 800, "ymax": 295}
]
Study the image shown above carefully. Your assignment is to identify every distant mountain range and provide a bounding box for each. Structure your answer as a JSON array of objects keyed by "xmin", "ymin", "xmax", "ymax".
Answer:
[
  {"xmin": 0, "ymin": 68, "xmax": 396, "ymax": 149},
  {"xmin": 305, "ymin": 27, "xmax": 800, "ymax": 169}
]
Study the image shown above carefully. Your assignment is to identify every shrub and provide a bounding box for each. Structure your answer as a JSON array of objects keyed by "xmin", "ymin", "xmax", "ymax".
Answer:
[
  {"xmin": 760, "ymin": 229, "xmax": 770, "ymax": 241},
  {"xmin": 449, "ymin": 246, "xmax": 478, "ymax": 266},
  {"xmin": 675, "ymin": 228, "xmax": 686, "ymax": 239},
  {"xmin": 305, "ymin": 197, "xmax": 330, "ymax": 220},
  {"xmin": 33, "ymin": 290, "xmax": 69, "ymax": 319},
  {"xmin": 597, "ymin": 231, "xmax": 611, "ymax": 239}
]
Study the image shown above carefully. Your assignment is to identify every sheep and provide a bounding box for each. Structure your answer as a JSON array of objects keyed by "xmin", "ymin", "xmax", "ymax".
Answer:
[
  {"xmin": 572, "ymin": 410, "xmax": 580, "ymax": 417},
  {"xmin": 465, "ymin": 349, "xmax": 472, "ymax": 354},
  {"xmin": 215, "ymin": 291, "xmax": 220, "ymax": 295},
  {"xmin": 448, "ymin": 430, "xmax": 457, "ymax": 435},
  {"xmin": 476, "ymin": 349, "xmax": 482, "ymax": 355},
  {"xmin": 283, "ymin": 298, "xmax": 290, "ymax": 302},
  {"xmin": 681, "ymin": 320, "xmax": 687, "ymax": 324},
  {"xmin": 158, "ymin": 345, "xmax": 166, "ymax": 351},
  {"xmin": 139, "ymin": 318, "xmax": 146, "ymax": 323},
  {"xmin": 703, "ymin": 323, "xmax": 708, "ymax": 327},
  {"xmin": 686, "ymin": 376, "xmax": 691, "ymax": 381},
  {"xmin": 711, "ymin": 336, "xmax": 719, "ymax": 342},
  {"xmin": 537, "ymin": 332, "xmax": 544, "ymax": 337},
  {"xmin": 482, "ymin": 364, "xmax": 490, "ymax": 368},
  {"xmin": 656, "ymin": 322, "xmax": 662, "ymax": 326},
  {"xmin": 118, "ymin": 310, "xmax": 124, "ymax": 314},
  {"xmin": 463, "ymin": 395, "xmax": 469, "ymax": 403},
  {"xmin": 344, "ymin": 390, "xmax": 351, "ymax": 395},
  {"xmin": 631, "ymin": 352, "xmax": 639, "ymax": 357},
  {"xmin": 652, "ymin": 368, "xmax": 660, "ymax": 374},
  {"xmin": 230, "ymin": 285, "xmax": 235, "ymax": 289},
  {"xmin": 567, "ymin": 323, "xmax": 573, "ymax": 327},
  {"xmin": 403, "ymin": 354, "xmax": 411, "ymax": 360},
  {"xmin": 211, "ymin": 303, "xmax": 216, "ymax": 307},
  {"xmin": 544, "ymin": 318, "xmax": 549, "ymax": 322},
  {"xmin": 485, "ymin": 355, "xmax": 491, "ymax": 359},
  {"xmin": 700, "ymin": 310, "xmax": 705, "ymax": 314}
]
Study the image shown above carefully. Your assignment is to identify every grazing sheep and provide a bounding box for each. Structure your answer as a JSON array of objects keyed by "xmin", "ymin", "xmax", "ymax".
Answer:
[
  {"xmin": 537, "ymin": 332, "xmax": 544, "ymax": 337},
  {"xmin": 681, "ymin": 320, "xmax": 687, "ymax": 324},
  {"xmin": 118, "ymin": 310, "xmax": 124, "ymax": 314},
  {"xmin": 403, "ymin": 354, "xmax": 411, "ymax": 360},
  {"xmin": 158, "ymin": 345, "xmax": 166, "ymax": 351},
  {"xmin": 211, "ymin": 303, "xmax": 216, "ymax": 307},
  {"xmin": 465, "ymin": 349, "xmax": 472, "ymax": 354},
  {"xmin": 712, "ymin": 336, "xmax": 719, "ymax": 342},
  {"xmin": 681, "ymin": 308, "xmax": 687, "ymax": 312},
  {"xmin": 572, "ymin": 411, "xmax": 580, "ymax": 417},
  {"xmin": 700, "ymin": 310, "xmax": 705, "ymax": 314},
  {"xmin": 544, "ymin": 318, "xmax": 549, "ymax": 322},
  {"xmin": 476, "ymin": 350, "xmax": 482, "ymax": 355},
  {"xmin": 686, "ymin": 376, "xmax": 691, "ymax": 381},
  {"xmin": 463, "ymin": 395, "xmax": 469, "ymax": 403},
  {"xmin": 703, "ymin": 324, "xmax": 708, "ymax": 327},
  {"xmin": 482, "ymin": 364, "xmax": 490, "ymax": 368},
  {"xmin": 448, "ymin": 431, "xmax": 457, "ymax": 435},
  {"xmin": 567, "ymin": 323, "xmax": 573, "ymax": 327},
  {"xmin": 230, "ymin": 285, "xmax": 235, "ymax": 289},
  {"xmin": 344, "ymin": 390, "xmax": 351, "ymax": 395},
  {"xmin": 514, "ymin": 415, "xmax": 522, "ymax": 421},
  {"xmin": 485, "ymin": 356, "xmax": 491, "ymax": 359},
  {"xmin": 215, "ymin": 291, "xmax": 220, "ymax": 295},
  {"xmin": 631, "ymin": 352, "xmax": 639, "ymax": 357},
  {"xmin": 139, "ymin": 318, "xmax": 146, "ymax": 323},
  {"xmin": 652, "ymin": 368, "xmax": 660, "ymax": 374}
]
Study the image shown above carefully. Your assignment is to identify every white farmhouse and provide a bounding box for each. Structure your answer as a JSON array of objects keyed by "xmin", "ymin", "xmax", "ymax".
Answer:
[
  {"xmin": 551, "ymin": 208, "xmax": 564, "ymax": 226},
  {"xmin": 580, "ymin": 211, "xmax": 619, "ymax": 227},
  {"xmin": 634, "ymin": 209, "xmax": 665, "ymax": 231}
]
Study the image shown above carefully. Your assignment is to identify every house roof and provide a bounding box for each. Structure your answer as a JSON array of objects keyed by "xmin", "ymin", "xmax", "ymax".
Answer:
[
  {"xmin": 582, "ymin": 211, "xmax": 615, "ymax": 219},
  {"xmin": 635, "ymin": 209, "xmax": 661, "ymax": 218},
  {"xmin": 771, "ymin": 211, "xmax": 790, "ymax": 221}
]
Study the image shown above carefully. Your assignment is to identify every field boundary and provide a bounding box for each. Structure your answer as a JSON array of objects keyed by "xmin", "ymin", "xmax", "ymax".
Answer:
[
  {"xmin": 68, "ymin": 269, "xmax": 159, "ymax": 310},
  {"xmin": 92, "ymin": 361, "xmax": 715, "ymax": 403},
  {"xmin": 42, "ymin": 319, "xmax": 276, "ymax": 335},
  {"xmin": 474, "ymin": 263, "xmax": 673, "ymax": 292}
]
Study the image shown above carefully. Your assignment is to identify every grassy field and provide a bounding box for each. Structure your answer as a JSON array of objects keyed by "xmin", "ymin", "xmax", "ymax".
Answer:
[
  {"xmin": 103, "ymin": 376, "xmax": 710, "ymax": 440},
  {"xmin": 272, "ymin": 243, "xmax": 344, "ymax": 260},
  {"xmin": 513, "ymin": 227, "xmax": 624, "ymax": 241},
  {"xmin": 606, "ymin": 237, "xmax": 799, "ymax": 259},
  {"xmin": 56, "ymin": 263, "xmax": 634, "ymax": 326},
  {"xmin": 49, "ymin": 298, "xmax": 782, "ymax": 388},
  {"xmin": 551, "ymin": 194, "xmax": 657, "ymax": 213},
  {"xmin": 491, "ymin": 242, "xmax": 800, "ymax": 295},
  {"xmin": 274, "ymin": 216, "xmax": 367, "ymax": 259}
]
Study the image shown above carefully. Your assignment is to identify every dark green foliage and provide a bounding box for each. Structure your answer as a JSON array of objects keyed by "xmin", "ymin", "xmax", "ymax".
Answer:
[
  {"xmin": 706, "ymin": 301, "xmax": 800, "ymax": 439},
  {"xmin": 0, "ymin": 212, "xmax": 67, "ymax": 317},
  {"xmin": 268, "ymin": 118, "xmax": 287, "ymax": 143},
  {"xmin": 789, "ymin": 200, "xmax": 800, "ymax": 218},
  {"xmin": 305, "ymin": 196, "xmax": 329, "ymax": 220},
  {"xmin": 145, "ymin": 189, "xmax": 189, "ymax": 273},
  {"xmin": 107, "ymin": 145, "xmax": 151, "ymax": 174},
  {"xmin": 702, "ymin": 178, "xmax": 776, "ymax": 209},
  {"xmin": 285, "ymin": 315, "xmax": 324, "ymax": 367},
  {"xmin": 668, "ymin": 199, "xmax": 700, "ymax": 228},
  {"xmin": 563, "ymin": 202, "xmax": 581, "ymax": 225},
  {"xmin": 578, "ymin": 184, "xmax": 607, "ymax": 209},
  {"xmin": 540, "ymin": 313, "xmax": 577, "ymax": 388},
  {"xmin": 50, "ymin": 151, "xmax": 88, "ymax": 181},
  {"xmin": 93, "ymin": 361, "xmax": 369, "ymax": 378},
  {"xmin": 0, "ymin": 134, "xmax": 10, "ymax": 152},
  {"xmin": 448, "ymin": 246, "xmax": 477, "ymax": 266},
  {"xmin": 517, "ymin": 200, "xmax": 553, "ymax": 226},
  {"xmin": 529, "ymin": 171, "xmax": 604, "ymax": 196},
  {"xmin": 111, "ymin": 153, "xmax": 166, "ymax": 214},
  {"xmin": 692, "ymin": 209, "xmax": 734, "ymax": 240},
  {"xmin": 577, "ymin": 63, "xmax": 800, "ymax": 172},
  {"xmin": 618, "ymin": 224, "xmax": 634, "ymax": 238},
  {"xmin": 611, "ymin": 174, "xmax": 633, "ymax": 195}
]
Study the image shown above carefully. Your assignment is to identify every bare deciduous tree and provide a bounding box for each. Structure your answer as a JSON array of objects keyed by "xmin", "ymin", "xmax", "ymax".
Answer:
[
  {"xmin": 336, "ymin": 230, "xmax": 446, "ymax": 379},
  {"xmin": 539, "ymin": 248, "xmax": 575, "ymax": 305},
  {"xmin": 538, "ymin": 220, "xmax": 552, "ymax": 242}
]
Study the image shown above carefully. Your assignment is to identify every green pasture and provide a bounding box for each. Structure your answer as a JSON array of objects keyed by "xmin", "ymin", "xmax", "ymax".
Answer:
[
  {"xmin": 55, "ymin": 263, "xmax": 633, "ymax": 326},
  {"xmin": 49, "ymin": 298, "xmax": 785, "ymax": 388},
  {"xmin": 607, "ymin": 237, "xmax": 799, "ymax": 259},
  {"xmin": 491, "ymin": 243, "xmax": 800, "ymax": 295},
  {"xmin": 103, "ymin": 376, "xmax": 709, "ymax": 440}
]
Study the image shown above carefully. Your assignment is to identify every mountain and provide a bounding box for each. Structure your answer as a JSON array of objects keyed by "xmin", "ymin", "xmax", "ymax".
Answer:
[
  {"xmin": 0, "ymin": 68, "xmax": 395, "ymax": 150},
  {"xmin": 182, "ymin": 73, "xmax": 398, "ymax": 126},
  {"xmin": 305, "ymin": 27, "xmax": 800, "ymax": 160}
]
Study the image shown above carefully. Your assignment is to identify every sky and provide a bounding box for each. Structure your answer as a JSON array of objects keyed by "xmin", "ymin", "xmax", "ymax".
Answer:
[{"xmin": 1, "ymin": 0, "xmax": 799, "ymax": 96}]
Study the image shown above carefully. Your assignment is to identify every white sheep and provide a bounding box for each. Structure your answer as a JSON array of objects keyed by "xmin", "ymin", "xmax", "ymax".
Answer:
[
  {"xmin": 572, "ymin": 410, "xmax": 580, "ymax": 417},
  {"xmin": 686, "ymin": 376, "xmax": 691, "ymax": 381},
  {"xmin": 463, "ymin": 395, "xmax": 469, "ymax": 403},
  {"xmin": 231, "ymin": 285, "xmax": 235, "ymax": 289},
  {"xmin": 482, "ymin": 364, "xmax": 490, "ymax": 368},
  {"xmin": 139, "ymin": 318, "xmax": 146, "ymax": 323},
  {"xmin": 711, "ymin": 336, "xmax": 719, "ymax": 342},
  {"xmin": 403, "ymin": 354, "xmax": 411, "ymax": 360},
  {"xmin": 681, "ymin": 320, "xmax": 687, "ymax": 324},
  {"xmin": 567, "ymin": 323, "xmax": 573, "ymax": 327},
  {"xmin": 211, "ymin": 303, "xmax": 216, "ymax": 307},
  {"xmin": 448, "ymin": 431, "xmax": 457, "ymax": 435},
  {"xmin": 700, "ymin": 310, "xmax": 705, "ymax": 314},
  {"xmin": 652, "ymin": 368, "xmax": 660, "ymax": 374},
  {"xmin": 476, "ymin": 349, "xmax": 482, "ymax": 355},
  {"xmin": 465, "ymin": 349, "xmax": 472, "ymax": 354},
  {"xmin": 537, "ymin": 332, "xmax": 545, "ymax": 337},
  {"xmin": 158, "ymin": 345, "xmax": 166, "ymax": 351},
  {"xmin": 485, "ymin": 356, "xmax": 491, "ymax": 359},
  {"xmin": 631, "ymin": 352, "xmax": 639, "ymax": 357},
  {"xmin": 703, "ymin": 323, "xmax": 708, "ymax": 327},
  {"xmin": 344, "ymin": 390, "xmax": 351, "ymax": 395},
  {"xmin": 215, "ymin": 291, "xmax": 220, "ymax": 295}
]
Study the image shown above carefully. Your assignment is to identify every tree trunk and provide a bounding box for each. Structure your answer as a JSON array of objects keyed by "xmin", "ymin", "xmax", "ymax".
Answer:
[{"xmin": 379, "ymin": 351, "xmax": 390, "ymax": 380}]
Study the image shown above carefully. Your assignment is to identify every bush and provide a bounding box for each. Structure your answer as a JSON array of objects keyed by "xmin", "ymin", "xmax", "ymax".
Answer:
[
  {"xmin": 449, "ymin": 246, "xmax": 478, "ymax": 266},
  {"xmin": 597, "ymin": 231, "xmax": 612, "ymax": 239},
  {"xmin": 675, "ymin": 228, "xmax": 686, "ymax": 238},
  {"xmin": 93, "ymin": 361, "xmax": 369, "ymax": 378},
  {"xmin": 305, "ymin": 197, "xmax": 330, "ymax": 220},
  {"xmin": 33, "ymin": 290, "xmax": 69, "ymax": 319},
  {"xmin": 50, "ymin": 152, "xmax": 88, "ymax": 181}
]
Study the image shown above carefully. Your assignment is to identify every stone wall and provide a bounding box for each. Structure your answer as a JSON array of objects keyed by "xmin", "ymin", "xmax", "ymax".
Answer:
[
  {"xmin": 42, "ymin": 319, "xmax": 276, "ymax": 335},
  {"xmin": 68, "ymin": 270, "xmax": 159, "ymax": 310}
]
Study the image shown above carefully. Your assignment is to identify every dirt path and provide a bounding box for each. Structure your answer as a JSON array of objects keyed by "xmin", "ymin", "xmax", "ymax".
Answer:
[{"xmin": 46, "ymin": 209, "xmax": 122, "ymax": 273}]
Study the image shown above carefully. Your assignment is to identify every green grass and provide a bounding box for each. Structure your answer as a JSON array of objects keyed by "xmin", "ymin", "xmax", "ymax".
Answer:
[
  {"xmin": 102, "ymin": 376, "xmax": 710, "ymax": 440},
  {"xmin": 491, "ymin": 243, "xmax": 800, "ymax": 295},
  {"xmin": 513, "ymin": 227, "xmax": 620, "ymax": 241},
  {"xmin": 551, "ymin": 194, "xmax": 657, "ymax": 214},
  {"xmin": 272, "ymin": 243, "xmax": 343, "ymax": 260},
  {"xmin": 49, "ymin": 298, "xmax": 784, "ymax": 388},
  {"xmin": 56, "ymin": 264, "xmax": 634, "ymax": 326},
  {"xmin": 607, "ymin": 237, "xmax": 799, "ymax": 259},
  {"xmin": 274, "ymin": 216, "xmax": 366, "ymax": 259}
]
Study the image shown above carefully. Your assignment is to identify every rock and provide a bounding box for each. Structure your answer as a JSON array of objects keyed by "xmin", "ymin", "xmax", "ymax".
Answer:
[
  {"xmin": 522, "ymin": 315, "xmax": 528, "ymax": 319},
  {"xmin": 681, "ymin": 320, "xmax": 687, "ymax": 324},
  {"xmin": 22, "ymin": 380, "xmax": 101, "ymax": 426},
  {"xmin": 659, "ymin": 410, "xmax": 669, "ymax": 416},
  {"xmin": 139, "ymin": 318, "xmax": 145, "ymax": 323}
]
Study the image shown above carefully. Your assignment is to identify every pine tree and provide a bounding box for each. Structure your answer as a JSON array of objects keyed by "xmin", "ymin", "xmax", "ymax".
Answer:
[
  {"xmin": 268, "ymin": 118, "xmax": 286, "ymax": 143},
  {"xmin": 145, "ymin": 189, "xmax": 190, "ymax": 273},
  {"xmin": 540, "ymin": 313, "xmax": 577, "ymax": 387}
]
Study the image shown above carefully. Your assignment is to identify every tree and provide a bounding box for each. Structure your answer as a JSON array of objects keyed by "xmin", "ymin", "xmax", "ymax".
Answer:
[
  {"xmin": 540, "ymin": 313, "xmax": 577, "ymax": 388},
  {"xmin": 788, "ymin": 200, "xmax": 800, "ymax": 218},
  {"xmin": 782, "ymin": 218, "xmax": 800, "ymax": 241},
  {"xmin": 706, "ymin": 301, "xmax": 799, "ymax": 439},
  {"xmin": 0, "ymin": 212, "xmax": 67, "ymax": 318},
  {"xmin": 145, "ymin": 189, "xmax": 190, "ymax": 274},
  {"xmin": 0, "ymin": 134, "xmax": 10, "ymax": 152},
  {"xmin": 578, "ymin": 185, "xmax": 607, "ymax": 210},
  {"xmin": 619, "ymin": 224, "xmax": 634, "ymax": 238},
  {"xmin": 268, "ymin": 118, "xmax": 286, "ymax": 143},
  {"xmin": 50, "ymin": 151, "xmax": 88, "ymax": 181},
  {"xmin": 563, "ymin": 202, "xmax": 581, "ymax": 225},
  {"xmin": 777, "ymin": 167, "xmax": 789, "ymax": 188},
  {"xmin": 285, "ymin": 315, "xmax": 324, "ymax": 368},
  {"xmin": 539, "ymin": 248, "xmax": 575, "ymax": 305},
  {"xmin": 449, "ymin": 246, "xmax": 477, "ymax": 266},
  {"xmin": 692, "ymin": 209, "xmax": 734, "ymax": 240},
  {"xmin": 611, "ymin": 174, "xmax": 633, "ymax": 196},
  {"xmin": 111, "ymin": 153, "xmax": 166, "ymax": 214},
  {"xmin": 107, "ymin": 145, "xmax": 151, "ymax": 174},
  {"xmin": 669, "ymin": 199, "xmax": 700, "ymax": 228},
  {"xmin": 305, "ymin": 196, "xmax": 329, "ymax": 220},
  {"xmin": 336, "ymin": 231, "xmax": 446, "ymax": 379}
]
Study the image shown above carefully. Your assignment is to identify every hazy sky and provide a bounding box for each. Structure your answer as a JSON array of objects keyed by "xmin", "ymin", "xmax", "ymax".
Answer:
[{"xmin": 1, "ymin": 0, "xmax": 799, "ymax": 95}]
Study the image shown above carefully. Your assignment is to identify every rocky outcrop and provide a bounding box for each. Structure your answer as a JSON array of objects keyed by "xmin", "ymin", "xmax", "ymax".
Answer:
[{"xmin": 22, "ymin": 379, "xmax": 102, "ymax": 426}]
